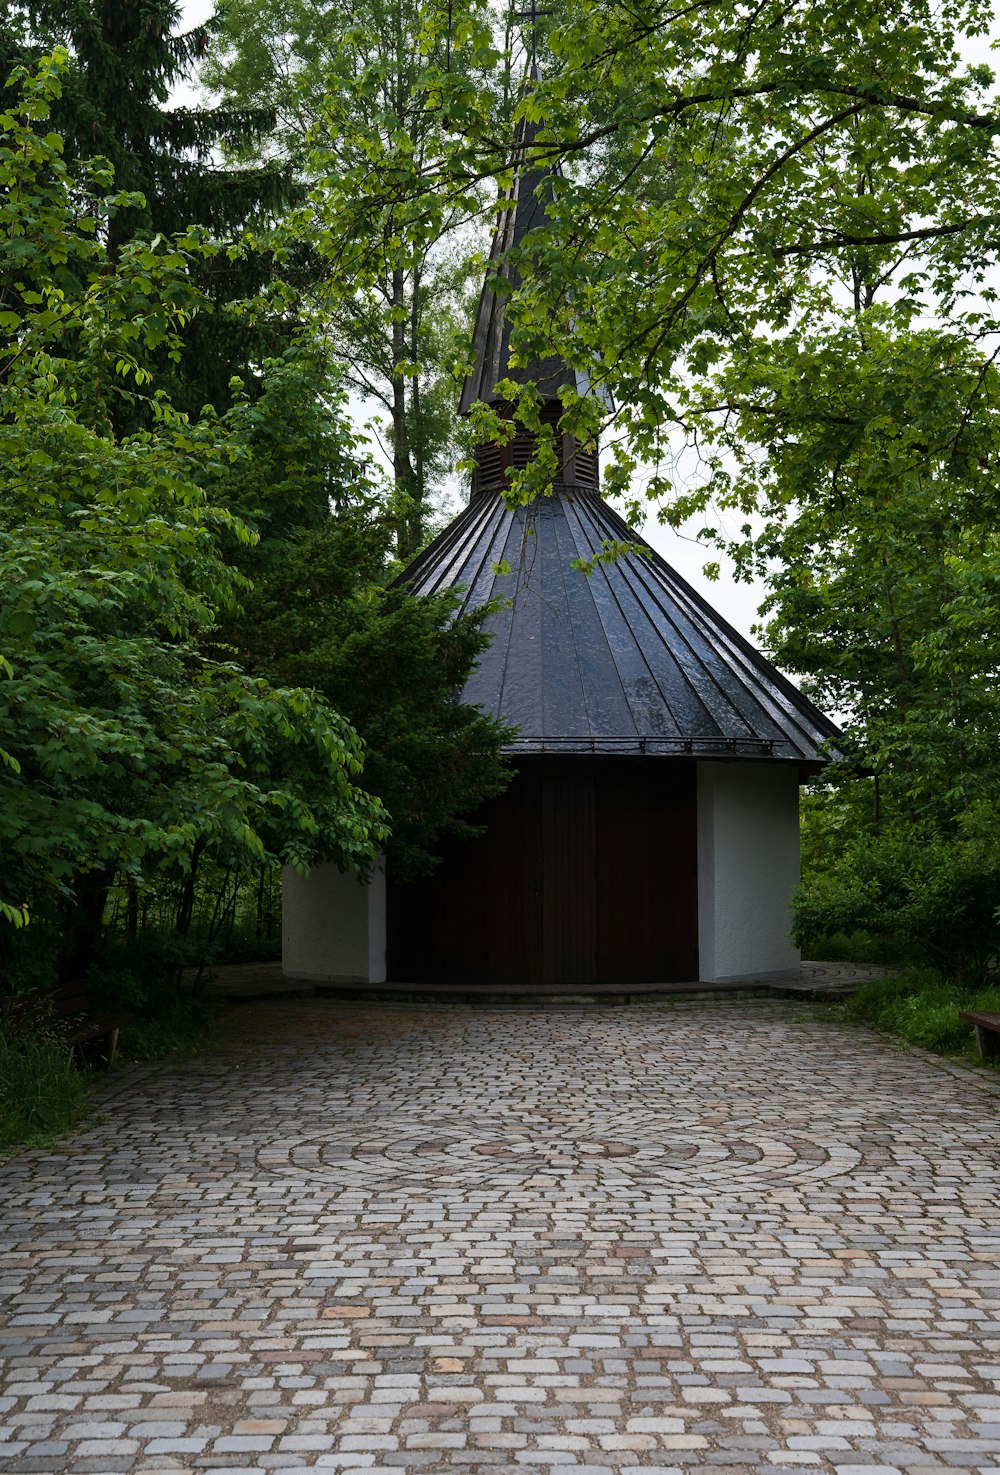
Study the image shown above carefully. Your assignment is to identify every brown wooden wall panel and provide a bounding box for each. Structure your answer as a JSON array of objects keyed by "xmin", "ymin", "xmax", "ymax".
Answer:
[
  {"xmin": 593, "ymin": 760, "xmax": 698, "ymax": 983},
  {"xmin": 386, "ymin": 758, "xmax": 698, "ymax": 986},
  {"xmin": 595, "ymin": 764, "xmax": 650, "ymax": 982},
  {"xmin": 541, "ymin": 765, "xmax": 597, "ymax": 985},
  {"xmin": 488, "ymin": 764, "xmax": 543, "ymax": 984},
  {"xmin": 647, "ymin": 762, "xmax": 699, "ymax": 982}
]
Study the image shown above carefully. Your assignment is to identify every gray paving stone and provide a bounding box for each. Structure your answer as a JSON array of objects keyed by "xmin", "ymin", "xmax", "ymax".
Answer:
[{"xmin": 2, "ymin": 996, "xmax": 1000, "ymax": 1472}]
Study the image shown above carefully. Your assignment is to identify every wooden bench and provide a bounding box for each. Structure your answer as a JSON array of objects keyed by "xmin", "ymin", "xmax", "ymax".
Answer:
[
  {"xmin": 959, "ymin": 1010, "xmax": 1000, "ymax": 1062},
  {"xmin": 0, "ymin": 981, "xmax": 133, "ymax": 1067}
]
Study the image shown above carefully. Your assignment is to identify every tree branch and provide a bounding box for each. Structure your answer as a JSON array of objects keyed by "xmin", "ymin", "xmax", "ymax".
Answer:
[{"xmin": 774, "ymin": 215, "xmax": 1000, "ymax": 256}]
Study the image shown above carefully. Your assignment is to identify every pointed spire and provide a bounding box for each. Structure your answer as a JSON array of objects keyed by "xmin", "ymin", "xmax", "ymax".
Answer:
[
  {"xmin": 460, "ymin": 65, "xmax": 599, "ymax": 498},
  {"xmin": 401, "ymin": 63, "xmax": 841, "ymax": 775},
  {"xmin": 459, "ymin": 65, "xmax": 588, "ymax": 416}
]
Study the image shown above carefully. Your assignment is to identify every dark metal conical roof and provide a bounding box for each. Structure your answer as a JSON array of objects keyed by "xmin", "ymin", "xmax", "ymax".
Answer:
[{"xmin": 403, "ymin": 489, "xmax": 841, "ymax": 770}]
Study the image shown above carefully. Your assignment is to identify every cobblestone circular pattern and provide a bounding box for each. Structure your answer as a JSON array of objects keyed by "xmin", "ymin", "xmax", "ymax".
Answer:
[
  {"xmin": 6, "ymin": 999, "xmax": 1000, "ymax": 1475},
  {"xmin": 256, "ymin": 1108, "xmax": 862, "ymax": 1193}
]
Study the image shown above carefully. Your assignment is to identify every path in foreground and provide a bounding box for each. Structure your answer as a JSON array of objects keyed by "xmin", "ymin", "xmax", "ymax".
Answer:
[{"xmin": 1, "ymin": 998, "xmax": 999, "ymax": 1475}]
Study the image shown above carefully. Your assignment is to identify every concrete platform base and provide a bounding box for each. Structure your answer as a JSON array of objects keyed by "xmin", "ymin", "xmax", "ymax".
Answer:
[{"xmin": 186, "ymin": 960, "xmax": 895, "ymax": 1005}]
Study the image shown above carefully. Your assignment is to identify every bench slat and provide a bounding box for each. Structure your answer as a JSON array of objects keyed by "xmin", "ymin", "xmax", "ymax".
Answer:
[
  {"xmin": 1, "ymin": 984, "xmax": 132, "ymax": 1067},
  {"xmin": 959, "ymin": 1010, "xmax": 1000, "ymax": 1029},
  {"xmin": 959, "ymin": 1010, "xmax": 1000, "ymax": 1062}
]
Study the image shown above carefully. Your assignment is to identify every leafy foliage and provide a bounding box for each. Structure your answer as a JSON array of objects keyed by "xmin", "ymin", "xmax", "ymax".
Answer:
[
  {"xmin": 793, "ymin": 810, "xmax": 1000, "ymax": 985},
  {"xmin": 215, "ymin": 361, "xmax": 514, "ymax": 879},
  {"xmin": 0, "ymin": 55, "xmax": 388, "ymax": 973},
  {"xmin": 206, "ymin": 0, "xmax": 500, "ymax": 549},
  {"xmin": 290, "ymin": 0, "xmax": 998, "ymax": 488},
  {"xmin": 221, "ymin": 454, "xmax": 516, "ymax": 873},
  {"xmin": 754, "ymin": 321, "xmax": 1000, "ymax": 978},
  {"xmin": 233, "ymin": 537, "xmax": 513, "ymax": 880},
  {"xmin": 2, "ymin": 0, "xmax": 298, "ymax": 416},
  {"xmin": 704, "ymin": 320, "xmax": 1000, "ymax": 794},
  {"xmin": 1, "ymin": 0, "xmax": 279, "ymax": 234}
]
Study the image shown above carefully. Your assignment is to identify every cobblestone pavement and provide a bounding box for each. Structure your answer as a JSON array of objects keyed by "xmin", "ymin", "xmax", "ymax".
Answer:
[{"xmin": 2, "ymin": 997, "xmax": 1000, "ymax": 1475}]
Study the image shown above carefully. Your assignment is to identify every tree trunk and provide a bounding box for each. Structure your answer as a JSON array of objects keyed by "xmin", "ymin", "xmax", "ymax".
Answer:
[
  {"xmin": 125, "ymin": 880, "xmax": 139, "ymax": 941},
  {"xmin": 255, "ymin": 866, "xmax": 266, "ymax": 939},
  {"xmin": 60, "ymin": 869, "xmax": 114, "ymax": 982},
  {"xmin": 409, "ymin": 261, "xmax": 424, "ymax": 555},
  {"xmin": 391, "ymin": 266, "xmax": 420, "ymax": 558},
  {"xmin": 175, "ymin": 838, "xmax": 206, "ymax": 937}
]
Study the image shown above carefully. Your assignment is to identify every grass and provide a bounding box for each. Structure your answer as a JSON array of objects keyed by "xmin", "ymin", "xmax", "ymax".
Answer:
[
  {"xmin": 0, "ymin": 994, "xmax": 223, "ymax": 1156},
  {"xmin": 0, "ymin": 1032, "xmax": 93, "ymax": 1152},
  {"xmin": 840, "ymin": 966, "xmax": 1000, "ymax": 1061},
  {"xmin": 115, "ymin": 996, "xmax": 222, "ymax": 1062}
]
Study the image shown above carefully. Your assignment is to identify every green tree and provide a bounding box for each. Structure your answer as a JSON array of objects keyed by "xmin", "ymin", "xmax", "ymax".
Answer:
[
  {"xmin": 300, "ymin": 0, "xmax": 999, "ymax": 484},
  {"xmin": 215, "ymin": 348, "xmax": 514, "ymax": 880},
  {"xmin": 205, "ymin": 0, "xmax": 502, "ymax": 552},
  {"xmin": 1, "ymin": 0, "xmax": 282, "ymax": 238},
  {"xmin": 2, "ymin": 0, "xmax": 295, "ymax": 416},
  {"xmin": 0, "ymin": 54, "xmax": 388, "ymax": 977},
  {"xmin": 741, "ymin": 325, "xmax": 1000, "ymax": 811},
  {"xmin": 739, "ymin": 320, "xmax": 1000, "ymax": 980}
]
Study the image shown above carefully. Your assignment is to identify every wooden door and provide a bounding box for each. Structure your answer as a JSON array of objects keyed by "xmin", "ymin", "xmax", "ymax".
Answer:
[
  {"xmin": 386, "ymin": 758, "xmax": 698, "ymax": 985},
  {"xmin": 541, "ymin": 764, "xmax": 597, "ymax": 985},
  {"xmin": 594, "ymin": 760, "xmax": 698, "ymax": 982}
]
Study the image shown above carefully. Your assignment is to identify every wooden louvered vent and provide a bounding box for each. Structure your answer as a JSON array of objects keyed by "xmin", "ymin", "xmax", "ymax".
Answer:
[
  {"xmin": 572, "ymin": 445, "xmax": 599, "ymax": 487},
  {"xmin": 473, "ymin": 441, "xmax": 505, "ymax": 494},
  {"xmin": 511, "ymin": 434, "xmax": 536, "ymax": 470},
  {"xmin": 472, "ymin": 427, "xmax": 600, "ymax": 496}
]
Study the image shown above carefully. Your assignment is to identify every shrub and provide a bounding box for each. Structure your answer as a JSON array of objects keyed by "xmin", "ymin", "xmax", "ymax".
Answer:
[
  {"xmin": 114, "ymin": 998, "xmax": 222, "ymax": 1062},
  {"xmin": 84, "ymin": 934, "xmax": 224, "ymax": 1061},
  {"xmin": 800, "ymin": 929, "xmax": 909, "ymax": 965},
  {"xmin": 793, "ymin": 820, "xmax": 1000, "ymax": 985}
]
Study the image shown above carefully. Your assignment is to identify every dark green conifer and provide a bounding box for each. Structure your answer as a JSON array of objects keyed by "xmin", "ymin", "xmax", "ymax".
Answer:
[{"xmin": 3, "ymin": 0, "xmax": 294, "ymax": 414}]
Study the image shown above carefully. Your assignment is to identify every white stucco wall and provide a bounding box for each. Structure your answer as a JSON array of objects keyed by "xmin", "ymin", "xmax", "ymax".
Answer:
[
  {"xmin": 697, "ymin": 763, "xmax": 801, "ymax": 982},
  {"xmin": 281, "ymin": 860, "xmax": 386, "ymax": 984}
]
